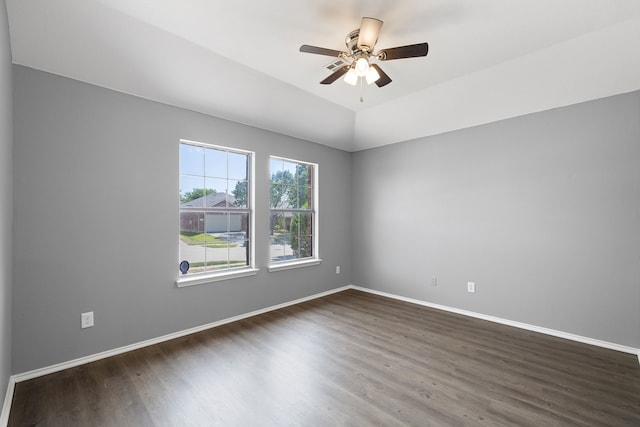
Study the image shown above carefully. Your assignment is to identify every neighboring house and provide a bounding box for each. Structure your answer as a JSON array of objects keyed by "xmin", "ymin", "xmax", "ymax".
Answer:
[{"xmin": 180, "ymin": 192, "xmax": 243, "ymax": 234}]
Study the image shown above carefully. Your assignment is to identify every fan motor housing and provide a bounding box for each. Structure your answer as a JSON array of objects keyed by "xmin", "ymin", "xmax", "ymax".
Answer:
[{"xmin": 345, "ymin": 29, "xmax": 363, "ymax": 56}]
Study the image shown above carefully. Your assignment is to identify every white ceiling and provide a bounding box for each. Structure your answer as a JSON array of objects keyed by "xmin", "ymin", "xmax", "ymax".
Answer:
[{"xmin": 6, "ymin": 0, "xmax": 640, "ymax": 151}]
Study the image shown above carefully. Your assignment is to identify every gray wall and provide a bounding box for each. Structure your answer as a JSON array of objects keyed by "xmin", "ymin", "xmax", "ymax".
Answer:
[
  {"xmin": 352, "ymin": 91, "xmax": 640, "ymax": 348},
  {"xmin": 0, "ymin": 0, "xmax": 12, "ymax": 396},
  {"xmin": 12, "ymin": 65, "xmax": 352, "ymax": 373},
  {"xmin": 9, "ymin": 61, "xmax": 640, "ymax": 375}
]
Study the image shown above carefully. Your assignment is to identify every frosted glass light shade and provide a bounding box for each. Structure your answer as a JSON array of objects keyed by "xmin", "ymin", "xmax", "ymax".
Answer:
[
  {"xmin": 344, "ymin": 68, "xmax": 358, "ymax": 86},
  {"xmin": 366, "ymin": 65, "xmax": 380, "ymax": 84},
  {"xmin": 355, "ymin": 57, "xmax": 369, "ymax": 77},
  {"xmin": 358, "ymin": 17, "xmax": 383, "ymax": 51}
]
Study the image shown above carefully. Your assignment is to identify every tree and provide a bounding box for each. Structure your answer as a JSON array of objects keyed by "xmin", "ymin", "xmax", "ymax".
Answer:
[
  {"xmin": 294, "ymin": 164, "xmax": 310, "ymax": 208},
  {"xmin": 270, "ymin": 166, "xmax": 310, "ymax": 209},
  {"xmin": 289, "ymin": 164, "xmax": 311, "ymax": 258},
  {"xmin": 269, "ymin": 170, "xmax": 294, "ymax": 208},
  {"xmin": 232, "ymin": 181, "xmax": 248, "ymax": 207},
  {"xmin": 180, "ymin": 188, "xmax": 214, "ymax": 203},
  {"xmin": 289, "ymin": 207, "xmax": 312, "ymax": 258},
  {"xmin": 270, "ymin": 165, "xmax": 312, "ymax": 258}
]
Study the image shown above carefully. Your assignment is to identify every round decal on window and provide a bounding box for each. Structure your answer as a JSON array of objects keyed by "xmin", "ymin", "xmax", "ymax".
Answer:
[{"xmin": 179, "ymin": 260, "xmax": 190, "ymax": 275}]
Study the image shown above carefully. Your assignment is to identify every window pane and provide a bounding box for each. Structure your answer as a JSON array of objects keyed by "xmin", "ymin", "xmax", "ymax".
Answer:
[
  {"xmin": 270, "ymin": 162, "xmax": 295, "ymax": 186},
  {"xmin": 205, "ymin": 212, "xmax": 228, "ymax": 233},
  {"xmin": 295, "ymin": 164, "xmax": 311, "ymax": 184},
  {"xmin": 180, "ymin": 211, "xmax": 205, "ymax": 235},
  {"xmin": 270, "ymin": 183, "xmax": 284, "ymax": 208},
  {"xmin": 229, "ymin": 180, "xmax": 248, "ymax": 208},
  {"xmin": 205, "ymin": 243, "xmax": 229, "ymax": 272},
  {"xmin": 270, "ymin": 158, "xmax": 283, "ymax": 178},
  {"xmin": 228, "ymin": 212, "xmax": 248, "ymax": 234},
  {"xmin": 296, "ymin": 186, "xmax": 310, "ymax": 209},
  {"xmin": 228, "ymin": 152, "xmax": 248, "ymax": 180},
  {"xmin": 205, "ymin": 251, "xmax": 226, "ymax": 271},
  {"xmin": 180, "ymin": 144, "xmax": 204, "ymax": 176},
  {"xmin": 228, "ymin": 212, "xmax": 249, "ymax": 268},
  {"xmin": 180, "ymin": 175, "xmax": 205, "ymax": 207},
  {"xmin": 204, "ymin": 147, "xmax": 226, "ymax": 179},
  {"xmin": 179, "ymin": 211, "xmax": 206, "ymax": 275},
  {"xmin": 283, "ymin": 185, "xmax": 297, "ymax": 209},
  {"xmin": 283, "ymin": 239, "xmax": 295, "ymax": 260},
  {"xmin": 300, "ymin": 235, "xmax": 313, "ymax": 258},
  {"xmin": 204, "ymin": 213, "xmax": 230, "ymax": 271},
  {"xmin": 203, "ymin": 178, "xmax": 230, "ymax": 209},
  {"xmin": 290, "ymin": 213, "xmax": 313, "ymax": 259},
  {"xmin": 180, "ymin": 142, "xmax": 253, "ymax": 277},
  {"xmin": 283, "ymin": 161, "xmax": 297, "ymax": 176},
  {"xmin": 270, "ymin": 212, "xmax": 289, "ymax": 263},
  {"xmin": 270, "ymin": 211, "xmax": 288, "ymax": 233},
  {"xmin": 270, "ymin": 235, "xmax": 291, "ymax": 263},
  {"xmin": 269, "ymin": 157, "xmax": 316, "ymax": 266}
]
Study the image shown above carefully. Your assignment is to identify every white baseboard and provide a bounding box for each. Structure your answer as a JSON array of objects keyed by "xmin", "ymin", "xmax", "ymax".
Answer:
[
  {"xmin": 9, "ymin": 286, "xmax": 351, "ymax": 386},
  {"xmin": 1, "ymin": 284, "xmax": 350, "ymax": 426},
  {"xmin": 0, "ymin": 377, "xmax": 15, "ymax": 427},
  {"xmin": 3, "ymin": 283, "xmax": 639, "ymax": 426},
  {"xmin": 351, "ymin": 286, "xmax": 640, "ymax": 357}
]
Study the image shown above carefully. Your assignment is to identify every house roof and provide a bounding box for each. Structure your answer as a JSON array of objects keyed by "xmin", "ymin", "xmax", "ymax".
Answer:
[{"xmin": 180, "ymin": 192, "xmax": 236, "ymax": 209}]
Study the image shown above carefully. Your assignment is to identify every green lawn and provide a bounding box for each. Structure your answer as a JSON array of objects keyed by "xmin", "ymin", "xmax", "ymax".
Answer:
[{"xmin": 179, "ymin": 232, "xmax": 237, "ymax": 248}]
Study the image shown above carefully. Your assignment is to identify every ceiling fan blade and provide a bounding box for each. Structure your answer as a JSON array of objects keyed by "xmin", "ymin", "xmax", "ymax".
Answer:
[
  {"xmin": 300, "ymin": 44, "xmax": 345, "ymax": 57},
  {"xmin": 370, "ymin": 64, "xmax": 392, "ymax": 87},
  {"xmin": 357, "ymin": 17, "xmax": 383, "ymax": 51},
  {"xmin": 377, "ymin": 42, "xmax": 429, "ymax": 61},
  {"xmin": 320, "ymin": 65, "xmax": 350, "ymax": 85}
]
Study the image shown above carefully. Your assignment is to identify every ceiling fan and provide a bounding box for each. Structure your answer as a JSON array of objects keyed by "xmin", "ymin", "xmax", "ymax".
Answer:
[{"xmin": 300, "ymin": 17, "xmax": 429, "ymax": 88}]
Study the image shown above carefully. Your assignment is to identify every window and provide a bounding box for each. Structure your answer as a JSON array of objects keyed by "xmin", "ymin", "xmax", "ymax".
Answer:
[
  {"xmin": 178, "ymin": 140, "xmax": 256, "ymax": 285},
  {"xmin": 269, "ymin": 156, "xmax": 320, "ymax": 270}
]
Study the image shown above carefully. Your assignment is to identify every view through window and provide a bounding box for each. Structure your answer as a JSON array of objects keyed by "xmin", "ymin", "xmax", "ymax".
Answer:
[
  {"xmin": 269, "ymin": 157, "xmax": 316, "ymax": 264},
  {"xmin": 179, "ymin": 141, "xmax": 252, "ymax": 276}
]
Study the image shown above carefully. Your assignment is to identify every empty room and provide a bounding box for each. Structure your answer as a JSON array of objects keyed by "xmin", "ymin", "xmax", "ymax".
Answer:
[{"xmin": 1, "ymin": 1, "xmax": 639, "ymax": 426}]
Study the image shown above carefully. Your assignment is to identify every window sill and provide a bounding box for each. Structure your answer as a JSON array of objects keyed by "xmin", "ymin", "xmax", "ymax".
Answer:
[
  {"xmin": 268, "ymin": 258, "xmax": 322, "ymax": 273},
  {"xmin": 176, "ymin": 268, "xmax": 259, "ymax": 288}
]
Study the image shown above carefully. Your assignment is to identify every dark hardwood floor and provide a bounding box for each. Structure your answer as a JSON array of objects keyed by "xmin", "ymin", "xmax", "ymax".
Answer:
[{"xmin": 9, "ymin": 289, "xmax": 640, "ymax": 426}]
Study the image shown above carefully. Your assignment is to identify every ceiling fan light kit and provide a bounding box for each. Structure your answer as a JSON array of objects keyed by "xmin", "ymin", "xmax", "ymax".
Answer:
[
  {"xmin": 299, "ymin": 16, "xmax": 429, "ymax": 96},
  {"xmin": 357, "ymin": 17, "xmax": 383, "ymax": 52},
  {"xmin": 344, "ymin": 68, "xmax": 358, "ymax": 86},
  {"xmin": 355, "ymin": 57, "xmax": 370, "ymax": 76},
  {"xmin": 365, "ymin": 66, "xmax": 381, "ymax": 85}
]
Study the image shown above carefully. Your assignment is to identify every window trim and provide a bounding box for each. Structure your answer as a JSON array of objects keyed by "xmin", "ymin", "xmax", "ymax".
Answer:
[
  {"xmin": 268, "ymin": 155, "xmax": 321, "ymax": 270},
  {"xmin": 176, "ymin": 267, "xmax": 259, "ymax": 287},
  {"xmin": 267, "ymin": 258, "xmax": 322, "ymax": 273},
  {"xmin": 176, "ymin": 139, "xmax": 257, "ymax": 286}
]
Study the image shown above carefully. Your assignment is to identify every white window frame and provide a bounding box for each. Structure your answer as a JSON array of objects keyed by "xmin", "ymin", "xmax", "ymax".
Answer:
[
  {"xmin": 268, "ymin": 156, "xmax": 321, "ymax": 272},
  {"xmin": 176, "ymin": 139, "xmax": 258, "ymax": 287}
]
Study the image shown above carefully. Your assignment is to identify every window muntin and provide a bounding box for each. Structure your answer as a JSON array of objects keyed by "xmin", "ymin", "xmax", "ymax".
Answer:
[
  {"xmin": 179, "ymin": 141, "xmax": 252, "ymax": 277},
  {"xmin": 269, "ymin": 157, "xmax": 316, "ymax": 265}
]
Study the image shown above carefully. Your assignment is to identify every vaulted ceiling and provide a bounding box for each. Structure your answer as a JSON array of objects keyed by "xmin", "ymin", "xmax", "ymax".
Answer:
[{"xmin": 6, "ymin": 0, "xmax": 640, "ymax": 151}]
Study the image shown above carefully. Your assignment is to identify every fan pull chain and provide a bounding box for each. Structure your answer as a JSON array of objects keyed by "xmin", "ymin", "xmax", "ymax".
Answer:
[{"xmin": 360, "ymin": 76, "xmax": 364, "ymax": 102}]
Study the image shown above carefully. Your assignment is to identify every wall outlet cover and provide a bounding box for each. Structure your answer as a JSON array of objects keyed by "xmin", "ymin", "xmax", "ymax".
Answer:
[
  {"xmin": 81, "ymin": 311, "xmax": 94, "ymax": 328},
  {"xmin": 467, "ymin": 282, "xmax": 476, "ymax": 293}
]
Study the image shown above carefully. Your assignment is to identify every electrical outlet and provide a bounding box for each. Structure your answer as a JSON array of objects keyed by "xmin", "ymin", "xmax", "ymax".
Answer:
[
  {"xmin": 431, "ymin": 276, "xmax": 437, "ymax": 286},
  {"xmin": 81, "ymin": 311, "xmax": 94, "ymax": 329},
  {"xmin": 336, "ymin": 265, "xmax": 341, "ymax": 274},
  {"xmin": 467, "ymin": 282, "xmax": 476, "ymax": 293}
]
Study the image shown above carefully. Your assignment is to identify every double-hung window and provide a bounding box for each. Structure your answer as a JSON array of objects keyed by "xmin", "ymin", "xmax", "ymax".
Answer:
[
  {"xmin": 178, "ymin": 140, "xmax": 256, "ymax": 285},
  {"xmin": 269, "ymin": 156, "xmax": 320, "ymax": 271}
]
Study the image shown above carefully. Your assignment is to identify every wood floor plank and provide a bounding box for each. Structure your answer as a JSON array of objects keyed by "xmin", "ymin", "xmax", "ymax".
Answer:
[{"xmin": 8, "ymin": 289, "xmax": 640, "ymax": 426}]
